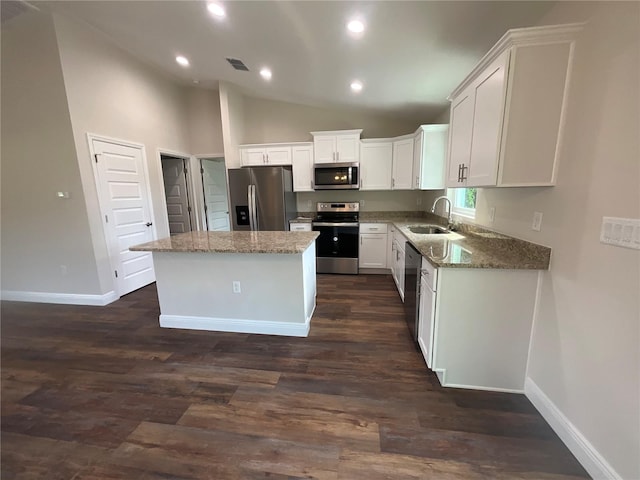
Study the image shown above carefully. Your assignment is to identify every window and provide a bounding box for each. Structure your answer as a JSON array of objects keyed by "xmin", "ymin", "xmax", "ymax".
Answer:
[{"xmin": 448, "ymin": 187, "xmax": 476, "ymax": 218}]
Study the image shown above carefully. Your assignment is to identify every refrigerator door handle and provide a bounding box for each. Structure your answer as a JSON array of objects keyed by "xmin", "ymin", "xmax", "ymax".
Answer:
[
  {"xmin": 247, "ymin": 184, "xmax": 255, "ymax": 231},
  {"xmin": 250, "ymin": 184, "xmax": 258, "ymax": 231}
]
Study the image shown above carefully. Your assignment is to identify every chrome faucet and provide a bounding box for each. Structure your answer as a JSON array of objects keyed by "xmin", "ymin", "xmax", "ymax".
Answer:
[{"xmin": 430, "ymin": 195, "xmax": 452, "ymax": 226}]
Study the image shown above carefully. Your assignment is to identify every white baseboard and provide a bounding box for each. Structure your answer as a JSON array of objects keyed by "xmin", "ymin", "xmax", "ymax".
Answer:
[
  {"xmin": 159, "ymin": 314, "xmax": 310, "ymax": 337},
  {"xmin": 525, "ymin": 377, "xmax": 621, "ymax": 480},
  {"xmin": 432, "ymin": 368, "xmax": 524, "ymax": 393},
  {"xmin": 1, "ymin": 289, "xmax": 119, "ymax": 306}
]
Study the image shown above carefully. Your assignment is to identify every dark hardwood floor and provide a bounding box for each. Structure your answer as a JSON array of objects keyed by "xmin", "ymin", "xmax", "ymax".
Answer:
[{"xmin": 1, "ymin": 274, "xmax": 589, "ymax": 479}]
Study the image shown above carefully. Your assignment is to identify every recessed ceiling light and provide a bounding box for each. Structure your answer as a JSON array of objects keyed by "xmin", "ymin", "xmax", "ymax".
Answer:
[
  {"xmin": 347, "ymin": 19, "xmax": 365, "ymax": 34},
  {"xmin": 207, "ymin": 3, "xmax": 226, "ymax": 18},
  {"xmin": 350, "ymin": 80, "xmax": 363, "ymax": 92},
  {"xmin": 176, "ymin": 55, "xmax": 190, "ymax": 67},
  {"xmin": 260, "ymin": 68, "xmax": 272, "ymax": 80}
]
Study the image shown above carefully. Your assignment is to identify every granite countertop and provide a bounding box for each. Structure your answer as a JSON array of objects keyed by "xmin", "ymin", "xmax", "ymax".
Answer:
[
  {"xmin": 290, "ymin": 216, "xmax": 313, "ymax": 223},
  {"xmin": 130, "ymin": 231, "xmax": 319, "ymax": 254},
  {"xmin": 359, "ymin": 211, "xmax": 551, "ymax": 270}
]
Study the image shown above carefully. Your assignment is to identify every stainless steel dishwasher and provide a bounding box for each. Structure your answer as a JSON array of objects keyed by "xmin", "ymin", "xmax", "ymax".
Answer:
[{"xmin": 404, "ymin": 241, "xmax": 421, "ymax": 342}]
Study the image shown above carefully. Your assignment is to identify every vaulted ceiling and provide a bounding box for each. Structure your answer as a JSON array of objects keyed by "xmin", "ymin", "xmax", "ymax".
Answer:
[{"xmin": 31, "ymin": 1, "xmax": 555, "ymax": 122}]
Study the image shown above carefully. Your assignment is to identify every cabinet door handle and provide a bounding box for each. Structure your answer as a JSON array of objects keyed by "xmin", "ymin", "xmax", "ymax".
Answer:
[
  {"xmin": 461, "ymin": 164, "xmax": 468, "ymax": 181},
  {"xmin": 416, "ymin": 176, "xmax": 419, "ymax": 187},
  {"xmin": 457, "ymin": 164, "xmax": 462, "ymax": 182},
  {"xmin": 392, "ymin": 178, "xmax": 395, "ymax": 188}
]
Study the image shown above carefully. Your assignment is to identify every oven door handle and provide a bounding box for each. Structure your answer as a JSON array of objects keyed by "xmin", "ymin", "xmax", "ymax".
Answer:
[{"xmin": 312, "ymin": 222, "xmax": 359, "ymax": 227}]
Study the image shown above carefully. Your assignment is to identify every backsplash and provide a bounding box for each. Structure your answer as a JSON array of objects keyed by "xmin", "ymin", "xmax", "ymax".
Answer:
[{"xmin": 295, "ymin": 190, "xmax": 444, "ymax": 212}]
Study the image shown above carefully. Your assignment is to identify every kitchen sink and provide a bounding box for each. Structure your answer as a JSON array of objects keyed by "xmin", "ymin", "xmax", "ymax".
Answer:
[{"xmin": 407, "ymin": 225, "xmax": 449, "ymax": 235}]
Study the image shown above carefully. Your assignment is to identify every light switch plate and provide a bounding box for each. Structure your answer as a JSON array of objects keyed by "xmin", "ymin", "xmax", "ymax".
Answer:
[
  {"xmin": 600, "ymin": 217, "xmax": 640, "ymax": 250},
  {"xmin": 532, "ymin": 212, "xmax": 543, "ymax": 231}
]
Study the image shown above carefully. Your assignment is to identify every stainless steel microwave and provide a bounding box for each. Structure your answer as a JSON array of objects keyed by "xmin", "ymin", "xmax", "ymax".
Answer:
[{"xmin": 313, "ymin": 162, "xmax": 359, "ymax": 190}]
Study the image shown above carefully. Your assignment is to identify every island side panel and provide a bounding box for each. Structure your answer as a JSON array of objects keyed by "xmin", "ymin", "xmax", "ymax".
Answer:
[
  {"xmin": 152, "ymin": 251, "xmax": 310, "ymax": 336},
  {"xmin": 302, "ymin": 242, "xmax": 317, "ymax": 323}
]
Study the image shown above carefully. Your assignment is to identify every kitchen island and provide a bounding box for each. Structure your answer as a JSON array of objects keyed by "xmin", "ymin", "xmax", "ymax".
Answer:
[{"xmin": 130, "ymin": 231, "xmax": 319, "ymax": 337}]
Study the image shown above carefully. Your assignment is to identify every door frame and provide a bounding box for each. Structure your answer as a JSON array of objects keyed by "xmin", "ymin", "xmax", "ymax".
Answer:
[
  {"xmin": 157, "ymin": 148, "xmax": 205, "ymax": 232},
  {"xmin": 199, "ymin": 155, "xmax": 230, "ymax": 231},
  {"xmin": 87, "ymin": 133, "xmax": 157, "ymax": 297},
  {"xmin": 195, "ymin": 151, "xmax": 226, "ymax": 230}
]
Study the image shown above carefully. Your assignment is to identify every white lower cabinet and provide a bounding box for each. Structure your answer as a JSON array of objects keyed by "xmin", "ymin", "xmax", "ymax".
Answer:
[
  {"xmin": 289, "ymin": 222, "xmax": 312, "ymax": 232},
  {"xmin": 391, "ymin": 228, "xmax": 406, "ymax": 300},
  {"xmin": 417, "ymin": 258, "xmax": 436, "ymax": 369},
  {"xmin": 359, "ymin": 223, "xmax": 388, "ymax": 269},
  {"xmin": 420, "ymin": 263, "xmax": 540, "ymax": 392}
]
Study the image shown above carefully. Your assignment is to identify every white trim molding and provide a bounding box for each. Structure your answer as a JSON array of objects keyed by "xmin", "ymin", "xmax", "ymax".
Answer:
[
  {"xmin": 525, "ymin": 377, "xmax": 622, "ymax": 480},
  {"xmin": 1, "ymin": 290, "xmax": 118, "ymax": 306},
  {"xmin": 434, "ymin": 368, "xmax": 525, "ymax": 394},
  {"xmin": 159, "ymin": 314, "xmax": 310, "ymax": 337}
]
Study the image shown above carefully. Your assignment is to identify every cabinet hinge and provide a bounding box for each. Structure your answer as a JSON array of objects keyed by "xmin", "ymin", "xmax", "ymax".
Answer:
[
  {"xmin": 105, "ymin": 214, "xmax": 109, "ymax": 223},
  {"xmin": 200, "ymin": 167, "xmax": 204, "ymax": 174},
  {"xmin": 184, "ymin": 166, "xmax": 188, "ymax": 175},
  {"xmin": 94, "ymin": 154, "xmax": 99, "ymax": 163},
  {"xmin": 114, "ymin": 270, "xmax": 118, "ymax": 278},
  {"xmin": 187, "ymin": 205, "xmax": 192, "ymax": 213},
  {"xmin": 204, "ymin": 205, "xmax": 208, "ymax": 212}
]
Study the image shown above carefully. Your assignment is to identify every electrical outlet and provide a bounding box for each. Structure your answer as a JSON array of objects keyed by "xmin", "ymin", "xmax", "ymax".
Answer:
[
  {"xmin": 360, "ymin": 200, "xmax": 365, "ymax": 207},
  {"xmin": 306, "ymin": 200, "xmax": 312, "ymax": 210},
  {"xmin": 56, "ymin": 191, "xmax": 70, "ymax": 199},
  {"xmin": 532, "ymin": 212, "xmax": 543, "ymax": 231},
  {"xmin": 488, "ymin": 207, "xmax": 496, "ymax": 223},
  {"xmin": 416, "ymin": 197, "xmax": 422, "ymax": 206},
  {"xmin": 232, "ymin": 281, "xmax": 241, "ymax": 294}
]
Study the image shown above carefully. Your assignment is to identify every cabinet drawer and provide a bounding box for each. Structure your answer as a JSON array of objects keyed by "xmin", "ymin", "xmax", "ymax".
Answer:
[
  {"xmin": 421, "ymin": 257, "xmax": 437, "ymax": 290},
  {"xmin": 393, "ymin": 228, "xmax": 407, "ymax": 250},
  {"xmin": 289, "ymin": 222, "xmax": 312, "ymax": 232},
  {"xmin": 360, "ymin": 223, "xmax": 388, "ymax": 234}
]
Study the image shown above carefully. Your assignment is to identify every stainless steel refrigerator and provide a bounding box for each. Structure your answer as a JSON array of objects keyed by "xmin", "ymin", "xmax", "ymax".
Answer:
[{"xmin": 228, "ymin": 166, "xmax": 296, "ymax": 231}]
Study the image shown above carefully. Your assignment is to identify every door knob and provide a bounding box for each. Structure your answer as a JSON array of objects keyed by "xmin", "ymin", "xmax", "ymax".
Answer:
[{"xmin": 145, "ymin": 222, "xmax": 153, "ymax": 227}]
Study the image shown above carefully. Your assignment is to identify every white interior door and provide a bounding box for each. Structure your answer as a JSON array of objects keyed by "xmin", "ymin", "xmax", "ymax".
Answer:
[
  {"xmin": 161, "ymin": 156, "xmax": 192, "ymax": 235},
  {"xmin": 201, "ymin": 158, "xmax": 230, "ymax": 231},
  {"xmin": 91, "ymin": 138, "xmax": 155, "ymax": 297}
]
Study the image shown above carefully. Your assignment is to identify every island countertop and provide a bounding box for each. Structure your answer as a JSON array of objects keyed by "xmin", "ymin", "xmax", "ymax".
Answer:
[{"xmin": 130, "ymin": 231, "xmax": 319, "ymax": 254}]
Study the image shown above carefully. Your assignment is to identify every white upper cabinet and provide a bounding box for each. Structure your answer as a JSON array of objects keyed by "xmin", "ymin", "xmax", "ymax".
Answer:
[
  {"xmin": 310, "ymin": 130, "xmax": 362, "ymax": 164},
  {"xmin": 291, "ymin": 143, "xmax": 314, "ymax": 192},
  {"xmin": 240, "ymin": 143, "xmax": 293, "ymax": 166},
  {"xmin": 446, "ymin": 23, "xmax": 580, "ymax": 188},
  {"xmin": 392, "ymin": 136, "xmax": 414, "ymax": 190},
  {"xmin": 360, "ymin": 140, "xmax": 393, "ymax": 190},
  {"xmin": 413, "ymin": 125, "xmax": 449, "ymax": 190}
]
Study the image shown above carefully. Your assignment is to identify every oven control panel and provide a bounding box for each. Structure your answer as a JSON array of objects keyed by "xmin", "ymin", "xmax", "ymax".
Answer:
[{"xmin": 316, "ymin": 202, "xmax": 360, "ymax": 213}]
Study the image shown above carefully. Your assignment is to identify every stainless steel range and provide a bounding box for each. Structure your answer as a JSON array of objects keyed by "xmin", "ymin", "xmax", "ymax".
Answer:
[{"xmin": 312, "ymin": 202, "xmax": 359, "ymax": 274}]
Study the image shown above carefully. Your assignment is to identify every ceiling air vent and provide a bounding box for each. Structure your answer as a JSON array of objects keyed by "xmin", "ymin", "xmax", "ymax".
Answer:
[
  {"xmin": 226, "ymin": 58, "xmax": 249, "ymax": 72},
  {"xmin": 1, "ymin": 0, "xmax": 38, "ymax": 24}
]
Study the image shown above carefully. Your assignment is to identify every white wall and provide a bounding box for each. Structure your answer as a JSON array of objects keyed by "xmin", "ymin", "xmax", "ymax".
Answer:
[
  {"xmin": 53, "ymin": 13, "xmax": 193, "ymax": 293},
  {"xmin": 1, "ymin": 12, "xmax": 102, "ymax": 295},
  {"xmin": 470, "ymin": 3, "xmax": 638, "ymax": 478},
  {"xmin": 186, "ymin": 87, "xmax": 224, "ymax": 155},
  {"xmin": 242, "ymin": 96, "xmax": 419, "ymax": 143}
]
